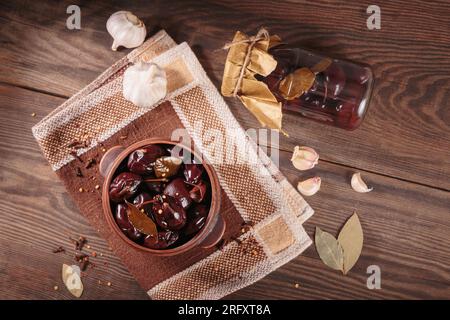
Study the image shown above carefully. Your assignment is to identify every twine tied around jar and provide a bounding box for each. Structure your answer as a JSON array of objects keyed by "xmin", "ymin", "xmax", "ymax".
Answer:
[
  {"xmin": 220, "ymin": 28, "xmax": 287, "ymax": 135},
  {"xmin": 222, "ymin": 27, "xmax": 270, "ymax": 97}
]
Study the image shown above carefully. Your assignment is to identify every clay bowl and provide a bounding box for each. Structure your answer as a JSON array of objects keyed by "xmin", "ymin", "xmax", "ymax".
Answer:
[{"xmin": 100, "ymin": 138, "xmax": 224, "ymax": 256}]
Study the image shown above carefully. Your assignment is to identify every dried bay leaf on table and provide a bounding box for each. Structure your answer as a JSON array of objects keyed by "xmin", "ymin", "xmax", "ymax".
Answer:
[
  {"xmin": 315, "ymin": 227, "xmax": 344, "ymax": 272},
  {"xmin": 338, "ymin": 213, "xmax": 364, "ymax": 274}
]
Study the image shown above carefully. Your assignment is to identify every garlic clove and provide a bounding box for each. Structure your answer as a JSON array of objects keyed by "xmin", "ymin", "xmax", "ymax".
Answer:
[
  {"xmin": 62, "ymin": 264, "xmax": 72, "ymax": 283},
  {"xmin": 62, "ymin": 264, "xmax": 84, "ymax": 298},
  {"xmin": 70, "ymin": 265, "xmax": 81, "ymax": 277},
  {"xmin": 106, "ymin": 11, "xmax": 146, "ymax": 51},
  {"xmin": 123, "ymin": 61, "xmax": 167, "ymax": 108},
  {"xmin": 351, "ymin": 172, "xmax": 373, "ymax": 193},
  {"xmin": 297, "ymin": 176, "xmax": 321, "ymax": 196},
  {"xmin": 291, "ymin": 146, "xmax": 319, "ymax": 171}
]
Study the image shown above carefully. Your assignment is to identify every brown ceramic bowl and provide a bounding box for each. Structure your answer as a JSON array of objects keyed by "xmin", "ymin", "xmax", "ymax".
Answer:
[{"xmin": 100, "ymin": 138, "xmax": 225, "ymax": 256}]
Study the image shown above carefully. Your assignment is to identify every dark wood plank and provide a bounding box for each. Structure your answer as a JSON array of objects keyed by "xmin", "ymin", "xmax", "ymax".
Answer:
[
  {"xmin": 228, "ymin": 158, "xmax": 450, "ymax": 299},
  {"xmin": 0, "ymin": 84, "xmax": 147, "ymax": 300},
  {"xmin": 0, "ymin": 0, "xmax": 449, "ymax": 190},
  {"xmin": 0, "ymin": 84, "xmax": 448, "ymax": 299}
]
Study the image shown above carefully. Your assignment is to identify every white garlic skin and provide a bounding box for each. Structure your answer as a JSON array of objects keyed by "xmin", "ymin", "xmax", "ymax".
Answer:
[
  {"xmin": 291, "ymin": 146, "xmax": 319, "ymax": 171},
  {"xmin": 297, "ymin": 176, "xmax": 321, "ymax": 196},
  {"xmin": 106, "ymin": 11, "xmax": 146, "ymax": 51},
  {"xmin": 351, "ymin": 172, "xmax": 373, "ymax": 193},
  {"xmin": 123, "ymin": 61, "xmax": 167, "ymax": 108}
]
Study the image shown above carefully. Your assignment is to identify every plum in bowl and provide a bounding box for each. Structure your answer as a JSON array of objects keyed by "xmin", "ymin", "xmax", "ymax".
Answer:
[{"xmin": 100, "ymin": 139, "xmax": 224, "ymax": 256}]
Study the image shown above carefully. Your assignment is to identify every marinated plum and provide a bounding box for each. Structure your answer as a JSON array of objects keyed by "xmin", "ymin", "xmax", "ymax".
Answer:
[
  {"xmin": 127, "ymin": 145, "xmax": 166, "ymax": 175},
  {"xmin": 115, "ymin": 203, "xmax": 144, "ymax": 242},
  {"xmin": 143, "ymin": 230, "xmax": 179, "ymax": 249},
  {"xmin": 133, "ymin": 192, "xmax": 155, "ymax": 215},
  {"xmin": 183, "ymin": 204, "xmax": 208, "ymax": 235},
  {"xmin": 109, "ymin": 143, "xmax": 212, "ymax": 250},
  {"xmin": 183, "ymin": 164, "xmax": 204, "ymax": 184},
  {"xmin": 109, "ymin": 172, "xmax": 142, "ymax": 202},
  {"xmin": 163, "ymin": 177, "xmax": 192, "ymax": 209},
  {"xmin": 263, "ymin": 47, "xmax": 373, "ymax": 130},
  {"xmin": 152, "ymin": 195, "xmax": 187, "ymax": 231}
]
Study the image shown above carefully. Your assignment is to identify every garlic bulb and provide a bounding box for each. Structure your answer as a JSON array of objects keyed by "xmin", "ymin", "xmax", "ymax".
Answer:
[
  {"xmin": 123, "ymin": 61, "xmax": 167, "ymax": 108},
  {"xmin": 351, "ymin": 172, "xmax": 373, "ymax": 193},
  {"xmin": 297, "ymin": 176, "xmax": 321, "ymax": 196},
  {"xmin": 291, "ymin": 146, "xmax": 319, "ymax": 171},
  {"xmin": 106, "ymin": 11, "xmax": 146, "ymax": 51}
]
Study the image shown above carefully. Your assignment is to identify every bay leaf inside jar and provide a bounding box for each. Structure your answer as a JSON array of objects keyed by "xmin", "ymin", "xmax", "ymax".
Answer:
[{"xmin": 278, "ymin": 67, "xmax": 315, "ymax": 100}]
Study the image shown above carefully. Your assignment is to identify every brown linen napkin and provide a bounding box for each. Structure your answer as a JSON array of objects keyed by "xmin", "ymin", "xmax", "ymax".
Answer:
[{"xmin": 32, "ymin": 30, "xmax": 313, "ymax": 300}]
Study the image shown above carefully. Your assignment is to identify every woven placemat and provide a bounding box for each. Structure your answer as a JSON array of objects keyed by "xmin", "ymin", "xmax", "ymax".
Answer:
[{"xmin": 32, "ymin": 30, "xmax": 313, "ymax": 300}]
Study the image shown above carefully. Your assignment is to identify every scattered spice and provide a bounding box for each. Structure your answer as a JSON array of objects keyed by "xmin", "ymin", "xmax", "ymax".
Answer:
[
  {"xmin": 240, "ymin": 221, "xmax": 254, "ymax": 233},
  {"xmin": 101, "ymin": 147, "xmax": 107, "ymax": 152},
  {"xmin": 66, "ymin": 139, "xmax": 87, "ymax": 150},
  {"xmin": 74, "ymin": 253, "xmax": 90, "ymax": 271},
  {"xmin": 120, "ymin": 135, "xmax": 127, "ymax": 140},
  {"xmin": 107, "ymin": 282, "xmax": 112, "ymax": 287},
  {"xmin": 70, "ymin": 150, "xmax": 82, "ymax": 162},
  {"xmin": 79, "ymin": 187, "xmax": 84, "ymax": 193},
  {"xmin": 54, "ymin": 285, "xmax": 59, "ymax": 291},
  {"xmin": 74, "ymin": 252, "xmax": 88, "ymax": 262},
  {"xmin": 91, "ymin": 252, "xmax": 97, "ymax": 257},
  {"xmin": 294, "ymin": 283, "xmax": 300, "ymax": 289},
  {"xmin": 71, "ymin": 236, "xmax": 87, "ymax": 251},
  {"xmin": 31, "ymin": 112, "xmax": 36, "ymax": 117},
  {"xmin": 85, "ymin": 158, "xmax": 96, "ymax": 169},
  {"xmin": 66, "ymin": 133, "xmax": 93, "ymax": 163},
  {"xmin": 98, "ymin": 280, "xmax": 102, "ymax": 285},
  {"xmin": 75, "ymin": 167, "xmax": 83, "ymax": 177},
  {"xmin": 52, "ymin": 246, "xmax": 66, "ymax": 254},
  {"xmin": 95, "ymin": 185, "xmax": 100, "ymax": 190},
  {"xmin": 217, "ymin": 222, "xmax": 255, "ymax": 251}
]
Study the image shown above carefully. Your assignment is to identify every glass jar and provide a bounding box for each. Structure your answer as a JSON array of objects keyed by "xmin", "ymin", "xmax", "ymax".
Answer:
[{"xmin": 261, "ymin": 47, "xmax": 374, "ymax": 130}]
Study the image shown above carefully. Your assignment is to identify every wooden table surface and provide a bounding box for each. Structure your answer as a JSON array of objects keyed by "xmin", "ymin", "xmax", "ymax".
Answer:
[{"xmin": 0, "ymin": 0, "xmax": 449, "ymax": 300}]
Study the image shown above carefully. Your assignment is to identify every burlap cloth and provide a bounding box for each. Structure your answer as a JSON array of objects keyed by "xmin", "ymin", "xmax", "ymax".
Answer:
[{"xmin": 32, "ymin": 30, "xmax": 313, "ymax": 300}]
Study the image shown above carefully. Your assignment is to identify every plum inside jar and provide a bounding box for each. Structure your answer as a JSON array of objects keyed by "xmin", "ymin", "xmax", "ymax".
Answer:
[
  {"xmin": 110, "ymin": 143, "xmax": 212, "ymax": 250},
  {"xmin": 261, "ymin": 47, "xmax": 374, "ymax": 130}
]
